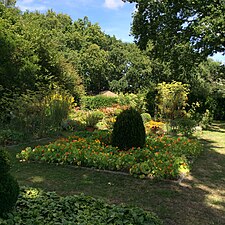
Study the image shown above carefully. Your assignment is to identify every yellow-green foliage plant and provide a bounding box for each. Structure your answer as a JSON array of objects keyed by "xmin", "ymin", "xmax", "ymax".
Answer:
[
  {"xmin": 156, "ymin": 81, "xmax": 189, "ymax": 133},
  {"xmin": 44, "ymin": 89, "xmax": 74, "ymax": 130}
]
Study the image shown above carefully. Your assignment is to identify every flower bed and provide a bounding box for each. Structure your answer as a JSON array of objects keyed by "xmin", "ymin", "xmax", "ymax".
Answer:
[
  {"xmin": 17, "ymin": 132, "xmax": 203, "ymax": 179},
  {"xmin": 0, "ymin": 187, "xmax": 162, "ymax": 225}
]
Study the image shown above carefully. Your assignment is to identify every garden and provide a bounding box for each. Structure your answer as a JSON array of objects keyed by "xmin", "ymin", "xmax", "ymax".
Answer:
[
  {"xmin": 1, "ymin": 2, "xmax": 225, "ymax": 224},
  {"xmin": 1, "ymin": 84, "xmax": 208, "ymax": 224},
  {"xmin": 1, "ymin": 84, "xmax": 225, "ymax": 225},
  {"xmin": 17, "ymin": 132, "xmax": 202, "ymax": 180}
]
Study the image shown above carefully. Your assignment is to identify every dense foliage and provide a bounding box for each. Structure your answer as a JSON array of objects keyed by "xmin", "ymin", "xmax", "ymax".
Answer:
[
  {"xmin": 0, "ymin": 187, "xmax": 162, "ymax": 225},
  {"xmin": 17, "ymin": 132, "xmax": 202, "ymax": 179},
  {"xmin": 0, "ymin": 2, "xmax": 224, "ymax": 140},
  {"xmin": 0, "ymin": 148, "xmax": 19, "ymax": 216},
  {"xmin": 81, "ymin": 95, "xmax": 119, "ymax": 110},
  {"xmin": 112, "ymin": 108, "xmax": 146, "ymax": 150},
  {"xmin": 124, "ymin": 0, "xmax": 224, "ymax": 78},
  {"xmin": 0, "ymin": 174, "xmax": 19, "ymax": 216},
  {"xmin": 0, "ymin": 147, "xmax": 10, "ymax": 173},
  {"xmin": 123, "ymin": 1, "xmax": 225, "ymax": 118}
]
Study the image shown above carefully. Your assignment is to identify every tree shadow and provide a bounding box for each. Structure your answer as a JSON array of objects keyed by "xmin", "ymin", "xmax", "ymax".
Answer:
[
  {"xmin": 172, "ymin": 134, "xmax": 225, "ymax": 224},
  {"xmin": 205, "ymin": 121, "xmax": 225, "ymax": 133}
]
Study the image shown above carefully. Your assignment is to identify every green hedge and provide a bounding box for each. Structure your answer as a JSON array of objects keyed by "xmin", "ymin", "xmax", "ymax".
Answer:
[
  {"xmin": 80, "ymin": 93, "xmax": 147, "ymax": 110},
  {"xmin": 81, "ymin": 95, "xmax": 119, "ymax": 109}
]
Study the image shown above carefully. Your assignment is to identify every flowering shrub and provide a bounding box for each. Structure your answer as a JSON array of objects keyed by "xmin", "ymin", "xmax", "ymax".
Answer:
[
  {"xmin": 99, "ymin": 104, "xmax": 129, "ymax": 117},
  {"xmin": 145, "ymin": 121, "xmax": 165, "ymax": 135},
  {"xmin": 17, "ymin": 133, "xmax": 202, "ymax": 179}
]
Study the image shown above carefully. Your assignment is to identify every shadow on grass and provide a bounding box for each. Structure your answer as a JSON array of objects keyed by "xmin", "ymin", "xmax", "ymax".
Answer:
[
  {"xmin": 205, "ymin": 121, "xmax": 225, "ymax": 133},
  {"xmin": 5, "ymin": 125, "xmax": 225, "ymax": 225}
]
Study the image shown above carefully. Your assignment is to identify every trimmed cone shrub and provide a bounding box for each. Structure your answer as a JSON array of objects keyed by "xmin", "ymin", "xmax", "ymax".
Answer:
[
  {"xmin": 0, "ymin": 148, "xmax": 19, "ymax": 217},
  {"xmin": 111, "ymin": 108, "xmax": 146, "ymax": 150}
]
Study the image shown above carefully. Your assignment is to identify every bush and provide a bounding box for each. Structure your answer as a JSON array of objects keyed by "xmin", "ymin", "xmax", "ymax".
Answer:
[
  {"xmin": 8, "ymin": 89, "xmax": 74, "ymax": 138},
  {"xmin": 81, "ymin": 95, "xmax": 119, "ymax": 109},
  {"xmin": 0, "ymin": 148, "xmax": 19, "ymax": 217},
  {"xmin": 118, "ymin": 93, "xmax": 146, "ymax": 113},
  {"xmin": 61, "ymin": 119, "xmax": 86, "ymax": 131},
  {"xmin": 0, "ymin": 174, "xmax": 20, "ymax": 217},
  {"xmin": 0, "ymin": 129, "xmax": 25, "ymax": 146},
  {"xmin": 171, "ymin": 117, "xmax": 197, "ymax": 136},
  {"xmin": 157, "ymin": 81, "xmax": 189, "ymax": 121},
  {"xmin": 200, "ymin": 109, "xmax": 213, "ymax": 129},
  {"xmin": 111, "ymin": 108, "xmax": 146, "ymax": 150},
  {"xmin": 85, "ymin": 111, "xmax": 104, "ymax": 128},
  {"xmin": 0, "ymin": 148, "xmax": 10, "ymax": 173},
  {"xmin": 44, "ymin": 90, "xmax": 74, "ymax": 131},
  {"xmin": 145, "ymin": 86, "xmax": 157, "ymax": 117},
  {"xmin": 141, "ymin": 113, "xmax": 151, "ymax": 124}
]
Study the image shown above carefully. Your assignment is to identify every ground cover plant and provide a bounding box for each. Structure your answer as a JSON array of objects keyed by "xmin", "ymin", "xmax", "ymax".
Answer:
[
  {"xmin": 0, "ymin": 187, "xmax": 162, "ymax": 225},
  {"xmin": 17, "ymin": 131, "xmax": 202, "ymax": 179}
]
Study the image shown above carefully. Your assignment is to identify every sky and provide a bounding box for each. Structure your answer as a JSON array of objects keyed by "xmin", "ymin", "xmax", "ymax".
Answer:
[
  {"xmin": 16, "ymin": 0, "xmax": 225, "ymax": 64},
  {"xmin": 16, "ymin": 0, "xmax": 135, "ymax": 43}
]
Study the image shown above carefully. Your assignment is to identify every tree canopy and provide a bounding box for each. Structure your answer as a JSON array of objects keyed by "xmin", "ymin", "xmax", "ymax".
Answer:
[
  {"xmin": 0, "ymin": 2, "xmax": 224, "ymax": 121},
  {"xmin": 124, "ymin": 0, "xmax": 225, "ymax": 57},
  {"xmin": 124, "ymin": 0, "xmax": 225, "ymax": 83}
]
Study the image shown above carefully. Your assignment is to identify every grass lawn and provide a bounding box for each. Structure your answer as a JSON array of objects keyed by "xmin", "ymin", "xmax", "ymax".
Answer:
[{"xmin": 4, "ymin": 122, "xmax": 225, "ymax": 225}]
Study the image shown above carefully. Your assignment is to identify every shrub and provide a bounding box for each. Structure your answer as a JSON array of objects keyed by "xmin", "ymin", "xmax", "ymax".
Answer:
[
  {"xmin": 0, "ymin": 148, "xmax": 10, "ymax": 173},
  {"xmin": 0, "ymin": 129, "xmax": 25, "ymax": 146},
  {"xmin": 171, "ymin": 117, "xmax": 197, "ymax": 136},
  {"xmin": 200, "ymin": 109, "xmax": 213, "ymax": 129},
  {"xmin": 85, "ymin": 111, "xmax": 104, "ymax": 128},
  {"xmin": 81, "ymin": 95, "xmax": 119, "ymax": 109},
  {"xmin": 141, "ymin": 113, "xmax": 151, "ymax": 124},
  {"xmin": 118, "ymin": 93, "xmax": 146, "ymax": 113},
  {"xmin": 145, "ymin": 86, "xmax": 157, "ymax": 117},
  {"xmin": 61, "ymin": 119, "xmax": 85, "ymax": 131},
  {"xmin": 111, "ymin": 108, "xmax": 146, "ymax": 150},
  {"xmin": 8, "ymin": 89, "xmax": 74, "ymax": 138},
  {"xmin": 0, "ymin": 148, "xmax": 19, "ymax": 217},
  {"xmin": 157, "ymin": 81, "xmax": 189, "ymax": 121},
  {"xmin": 0, "ymin": 174, "xmax": 20, "ymax": 217},
  {"xmin": 44, "ymin": 90, "xmax": 74, "ymax": 131}
]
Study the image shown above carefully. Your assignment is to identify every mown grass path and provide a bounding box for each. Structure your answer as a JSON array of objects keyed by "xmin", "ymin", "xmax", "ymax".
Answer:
[{"xmin": 6, "ymin": 122, "xmax": 225, "ymax": 225}]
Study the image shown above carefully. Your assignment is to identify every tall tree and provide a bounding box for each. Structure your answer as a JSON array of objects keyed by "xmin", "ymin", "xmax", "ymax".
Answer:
[
  {"xmin": 124, "ymin": 0, "xmax": 225, "ymax": 57},
  {"xmin": 124, "ymin": 0, "xmax": 225, "ymax": 82},
  {"xmin": 79, "ymin": 44, "xmax": 112, "ymax": 94}
]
